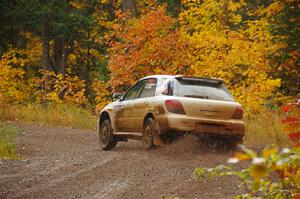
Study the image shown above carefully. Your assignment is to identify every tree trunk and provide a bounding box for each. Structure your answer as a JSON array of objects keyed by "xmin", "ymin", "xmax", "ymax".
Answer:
[
  {"xmin": 58, "ymin": 44, "xmax": 71, "ymax": 76},
  {"xmin": 86, "ymin": 28, "xmax": 91, "ymax": 80},
  {"xmin": 54, "ymin": 38, "xmax": 63, "ymax": 73},
  {"xmin": 121, "ymin": 0, "xmax": 137, "ymax": 17},
  {"xmin": 42, "ymin": 21, "xmax": 51, "ymax": 70}
]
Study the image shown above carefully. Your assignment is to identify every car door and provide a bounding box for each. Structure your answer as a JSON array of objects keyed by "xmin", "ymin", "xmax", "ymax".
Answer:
[
  {"xmin": 130, "ymin": 78, "xmax": 158, "ymax": 132},
  {"xmin": 114, "ymin": 80, "xmax": 146, "ymax": 132}
]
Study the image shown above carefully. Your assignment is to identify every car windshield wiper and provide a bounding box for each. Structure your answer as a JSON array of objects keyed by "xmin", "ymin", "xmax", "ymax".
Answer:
[{"xmin": 184, "ymin": 95, "xmax": 209, "ymax": 99}]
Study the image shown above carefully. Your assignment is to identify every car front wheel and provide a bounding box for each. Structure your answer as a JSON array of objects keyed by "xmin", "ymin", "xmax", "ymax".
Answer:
[{"xmin": 99, "ymin": 120, "xmax": 117, "ymax": 150}]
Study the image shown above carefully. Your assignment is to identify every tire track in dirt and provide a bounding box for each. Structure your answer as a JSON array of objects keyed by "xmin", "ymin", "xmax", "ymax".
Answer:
[
  {"xmin": 0, "ymin": 124, "xmax": 243, "ymax": 199},
  {"xmin": 9, "ymin": 157, "xmax": 115, "ymax": 198}
]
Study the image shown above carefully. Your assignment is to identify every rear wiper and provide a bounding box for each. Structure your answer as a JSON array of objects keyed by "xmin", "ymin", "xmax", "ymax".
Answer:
[{"xmin": 184, "ymin": 95, "xmax": 209, "ymax": 99}]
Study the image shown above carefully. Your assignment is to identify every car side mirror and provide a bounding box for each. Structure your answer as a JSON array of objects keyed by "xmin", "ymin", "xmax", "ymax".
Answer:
[{"xmin": 112, "ymin": 93, "xmax": 123, "ymax": 101}]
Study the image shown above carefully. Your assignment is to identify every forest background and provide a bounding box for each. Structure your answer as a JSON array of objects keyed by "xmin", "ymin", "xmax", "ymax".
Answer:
[{"xmin": 0, "ymin": 0, "xmax": 299, "ymax": 144}]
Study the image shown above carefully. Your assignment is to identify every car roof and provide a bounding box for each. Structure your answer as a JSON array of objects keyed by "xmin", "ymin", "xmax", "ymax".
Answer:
[
  {"xmin": 139, "ymin": 75, "xmax": 224, "ymax": 82},
  {"xmin": 140, "ymin": 75, "xmax": 175, "ymax": 80}
]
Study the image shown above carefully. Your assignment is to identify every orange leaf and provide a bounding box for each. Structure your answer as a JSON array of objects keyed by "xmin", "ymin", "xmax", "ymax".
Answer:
[
  {"xmin": 234, "ymin": 152, "xmax": 252, "ymax": 161},
  {"xmin": 292, "ymin": 194, "xmax": 300, "ymax": 199}
]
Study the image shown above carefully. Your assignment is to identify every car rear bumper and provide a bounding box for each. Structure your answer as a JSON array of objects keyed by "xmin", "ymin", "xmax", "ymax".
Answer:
[{"xmin": 156, "ymin": 114, "xmax": 245, "ymax": 136}]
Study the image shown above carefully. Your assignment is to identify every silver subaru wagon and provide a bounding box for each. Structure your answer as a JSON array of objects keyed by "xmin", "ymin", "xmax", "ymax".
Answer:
[{"xmin": 97, "ymin": 75, "xmax": 245, "ymax": 150}]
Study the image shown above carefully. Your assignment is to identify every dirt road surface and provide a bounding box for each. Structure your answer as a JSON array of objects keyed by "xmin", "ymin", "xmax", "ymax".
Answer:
[{"xmin": 0, "ymin": 124, "xmax": 244, "ymax": 199}]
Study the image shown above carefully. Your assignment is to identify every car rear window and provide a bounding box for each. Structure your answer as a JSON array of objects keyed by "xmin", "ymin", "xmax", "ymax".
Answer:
[{"xmin": 174, "ymin": 79, "xmax": 234, "ymax": 101}]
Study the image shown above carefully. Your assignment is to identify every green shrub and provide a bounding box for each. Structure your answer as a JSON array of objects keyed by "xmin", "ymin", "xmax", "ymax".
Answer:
[
  {"xmin": 195, "ymin": 145, "xmax": 300, "ymax": 198},
  {"xmin": 0, "ymin": 122, "xmax": 19, "ymax": 159}
]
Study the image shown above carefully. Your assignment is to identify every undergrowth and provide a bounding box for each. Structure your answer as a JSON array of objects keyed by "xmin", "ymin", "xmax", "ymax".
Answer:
[
  {"xmin": 244, "ymin": 111, "xmax": 290, "ymax": 147},
  {"xmin": 0, "ymin": 122, "xmax": 19, "ymax": 159},
  {"xmin": 0, "ymin": 102, "xmax": 290, "ymax": 146},
  {"xmin": 2, "ymin": 103, "xmax": 96, "ymax": 130}
]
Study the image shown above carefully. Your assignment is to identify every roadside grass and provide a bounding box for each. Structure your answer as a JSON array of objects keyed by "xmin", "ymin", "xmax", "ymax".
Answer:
[
  {"xmin": 2, "ymin": 103, "xmax": 96, "ymax": 130},
  {"xmin": 0, "ymin": 102, "xmax": 290, "ymax": 146},
  {"xmin": 244, "ymin": 111, "xmax": 290, "ymax": 147},
  {"xmin": 0, "ymin": 122, "xmax": 19, "ymax": 159}
]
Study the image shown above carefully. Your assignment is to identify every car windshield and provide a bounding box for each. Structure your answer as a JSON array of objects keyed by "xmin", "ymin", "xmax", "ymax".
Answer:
[{"xmin": 174, "ymin": 79, "xmax": 234, "ymax": 101}]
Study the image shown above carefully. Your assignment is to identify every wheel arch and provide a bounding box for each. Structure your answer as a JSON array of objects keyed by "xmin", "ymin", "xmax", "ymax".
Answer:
[
  {"xmin": 143, "ymin": 112, "xmax": 155, "ymax": 128},
  {"xmin": 99, "ymin": 111, "xmax": 111, "ymax": 126}
]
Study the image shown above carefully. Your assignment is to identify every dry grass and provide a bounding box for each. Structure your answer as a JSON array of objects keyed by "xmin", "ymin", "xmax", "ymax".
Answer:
[
  {"xmin": 0, "ymin": 122, "xmax": 19, "ymax": 159},
  {"xmin": 0, "ymin": 103, "xmax": 96, "ymax": 159},
  {"xmin": 0, "ymin": 103, "xmax": 291, "ymax": 147},
  {"xmin": 244, "ymin": 111, "xmax": 290, "ymax": 147},
  {"xmin": 2, "ymin": 103, "xmax": 96, "ymax": 130}
]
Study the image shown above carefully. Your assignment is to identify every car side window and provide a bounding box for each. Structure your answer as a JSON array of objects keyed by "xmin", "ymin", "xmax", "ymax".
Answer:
[
  {"xmin": 123, "ymin": 80, "xmax": 146, "ymax": 100},
  {"xmin": 139, "ymin": 78, "xmax": 157, "ymax": 98}
]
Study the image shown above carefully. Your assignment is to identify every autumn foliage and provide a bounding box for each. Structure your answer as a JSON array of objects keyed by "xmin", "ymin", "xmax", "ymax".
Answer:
[
  {"xmin": 108, "ymin": 7, "xmax": 190, "ymax": 89},
  {"xmin": 179, "ymin": 0, "xmax": 282, "ymax": 113},
  {"xmin": 0, "ymin": 49, "xmax": 31, "ymax": 109},
  {"xmin": 0, "ymin": 0, "xmax": 298, "ymax": 115},
  {"xmin": 282, "ymin": 101, "xmax": 300, "ymax": 146},
  {"xmin": 32, "ymin": 70, "xmax": 87, "ymax": 105},
  {"xmin": 92, "ymin": 80, "xmax": 111, "ymax": 112}
]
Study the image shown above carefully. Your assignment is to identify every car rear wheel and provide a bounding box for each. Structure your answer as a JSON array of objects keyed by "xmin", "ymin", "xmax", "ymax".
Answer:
[
  {"xmin": 99, "ymin": 120, "xmax": 117, "ymax": 150},
  {"xmin": 143, "ymin": 118, "xmax": 157, "ymax": 149}
]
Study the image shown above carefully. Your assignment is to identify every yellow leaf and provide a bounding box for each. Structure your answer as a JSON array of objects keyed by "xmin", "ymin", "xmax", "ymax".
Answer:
[
  {"xmin": 262, "ymin": 146, "xmax": 278, "ymax": 159},
  {"xmin": 250, "ymin": 164, "xmax": 268, "ymax": 181},
  {"xmin": 234, "ymin": 152, "xmax": 252, "ymax": 161}
]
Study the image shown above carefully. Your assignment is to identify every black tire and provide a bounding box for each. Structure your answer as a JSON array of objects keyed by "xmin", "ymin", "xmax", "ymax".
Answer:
[
  {"xmin": 99, "ymin": 120, "xmax": 117, "ymax": 150},
  {"xmin": 143, "ymin": 118, "xmax": 157, "ymax": 149}
]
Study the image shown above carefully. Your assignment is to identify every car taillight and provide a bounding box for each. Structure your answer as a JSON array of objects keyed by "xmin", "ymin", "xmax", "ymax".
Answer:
[
  {"xmin": 232, "ymin": 106, "xmax": 243, "ymax": 119},
  {"xmin": 165, "ymin": 100, "xmax": 185, "ymax": 114}
]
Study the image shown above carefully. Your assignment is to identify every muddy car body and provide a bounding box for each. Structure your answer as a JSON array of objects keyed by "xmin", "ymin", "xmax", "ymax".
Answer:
[{"xmin": 97, "ymin": 75, "xmax": 245, "ymax": 150}]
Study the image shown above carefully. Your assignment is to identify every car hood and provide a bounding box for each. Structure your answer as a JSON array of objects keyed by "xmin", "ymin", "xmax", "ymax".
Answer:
[{"xmin": 101, "ymin": 100, "xmax": 120, "ymax": 111}]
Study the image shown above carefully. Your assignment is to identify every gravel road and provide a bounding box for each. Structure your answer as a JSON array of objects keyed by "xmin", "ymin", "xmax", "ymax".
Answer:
[{"xmin": 0, "ymin": 124, "xmax": 243, "ymax": 199}]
